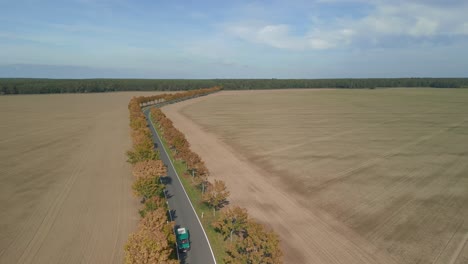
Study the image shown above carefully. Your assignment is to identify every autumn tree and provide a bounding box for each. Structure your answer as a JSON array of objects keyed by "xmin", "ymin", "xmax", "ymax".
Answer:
[
  {"xmin": 132, "ymin": 176, "xmax": 164, "ymax": 200},
  {"xmin": 212, "ymin": 206, "xmax": 249, "ymax": 240},
  {"xmin": 130, "ymin": 116, "xmax": 147, "ymax": 130},
  {"xmin": 139, "ymin": 196, "xmax": 166, "ymax": 217},
  {"xmin": 202, "ymin": 180, "xmax": 230, "ymax": 213},
  {"xmin": 128, "ymin": 97, "xmax": 147, "ymax": 130},
  {"xmin": 150, "ymin": 107, "xmax": 164, "ymax": 122},
  {"xmin": 193, "ymin": 160, "xmax": 208, "ymax": 178},
  {"xmin": 126, "ymin": 148, "xmax": 159, "ymax": 165},
  {"xmin": 139, "ymin": 208, "xmax": 176, "ymax": 245},
  {"xmin": 164, "ymin": 126, "xmax": 188, "ymax": 155},
  {"xmin": 131, "ymin": 128, "xmax": 152, "ymax": 146},
  {"xmin": 224, "ymin": 220, "xmax": 282, "ymax": 264},
  {"xmin": 131, "ymin": 160, "xmax": 166, "ymax": 204},
  {"xmin": 184, "ymin": 152, "xmax": 202, "ymax": 171},
  {"xmin": 132, "ymin": 160, "xmax": 166, "ymax": 179},
  {"xmin": 127, "ymin": 97, "xmax": 160, "ymax": 164},
  {"xmin": 124, "ymin": 209, "xmax": 177, "ymax": 264},
  {"xmin": 193, "ymin": 172, "xmax": 208, "ymax": 191},
  {"xmin": 126, "ymin": 129, "xmax": 159, "ymax": 164}
]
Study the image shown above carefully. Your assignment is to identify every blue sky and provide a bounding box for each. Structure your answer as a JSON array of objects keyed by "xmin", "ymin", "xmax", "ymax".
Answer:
[{"xmin": 1, "ymin": 0, "xmax": 468, "ymax": 78}]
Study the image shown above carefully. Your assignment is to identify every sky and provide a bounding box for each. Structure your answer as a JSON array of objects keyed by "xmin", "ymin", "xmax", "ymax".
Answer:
[{"xmin": 1, "ymin": 0, "xmax": 468, "ymax": 78}]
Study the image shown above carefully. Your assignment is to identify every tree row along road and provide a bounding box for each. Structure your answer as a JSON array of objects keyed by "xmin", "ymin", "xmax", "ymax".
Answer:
[{"xmin": 143, "ymin": 107, "xmax": 216, "ymax": 264}]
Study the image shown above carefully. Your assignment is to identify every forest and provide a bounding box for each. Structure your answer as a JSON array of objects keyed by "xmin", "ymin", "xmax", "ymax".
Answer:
[{"xmin": 1, "ymin": 78, "xmax": 467, "ymax": 94}]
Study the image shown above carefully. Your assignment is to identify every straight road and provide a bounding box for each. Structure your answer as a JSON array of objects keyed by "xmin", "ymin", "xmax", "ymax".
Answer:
[{"xmin": 143, "ymin": 108, "xmax": 216, "ymax": 264}]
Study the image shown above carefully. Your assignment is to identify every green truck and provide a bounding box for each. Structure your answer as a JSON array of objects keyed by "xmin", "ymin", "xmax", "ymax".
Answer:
[{"xmin": 176, "ymin": 227, "xmax": 190, "ymax": 253}]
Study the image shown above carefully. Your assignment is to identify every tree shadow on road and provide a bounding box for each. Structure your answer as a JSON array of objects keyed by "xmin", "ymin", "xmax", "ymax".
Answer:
[
  {"xmin": 179, "ymin": 252, "xmax": 188, "ymax": 264},
  {"xmin": 160, "ymin": 175, "xmax": 172, "ymax": 185},
  {"xmin": 169, "ymin": 209, "xmax": 178, "ymax": 221}
]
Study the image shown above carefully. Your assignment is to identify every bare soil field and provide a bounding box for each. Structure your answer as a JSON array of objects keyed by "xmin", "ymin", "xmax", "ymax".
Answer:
[
  {"xmin": 163, "ymin": 89, "xmax": 468, "ymax": 264},
  {"xmin": 0, "ymin": 92, "xmax": 162, "ymax": 264}
]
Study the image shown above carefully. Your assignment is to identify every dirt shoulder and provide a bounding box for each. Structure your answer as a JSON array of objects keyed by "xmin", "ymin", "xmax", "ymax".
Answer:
[{"xmin": 162, "ymin": 91, "xmax": 398, "ymax": 264}]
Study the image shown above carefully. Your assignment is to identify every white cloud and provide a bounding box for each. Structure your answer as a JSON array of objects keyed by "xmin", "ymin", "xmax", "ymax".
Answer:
[
  {"xmin": 227, "ymin": 24, "xmax": 306, "ymax": 50},
  {"xmin": 308, "ymin": 38, "xmax": 331, "ymax": 49},
  {"xmin": 456, "ymin": 22, "xmax": 468, "ymax": 34},
  {"xmin": 225, "ymin": 0, "xmax": 468, "ymax": 50},
  {"xmin": 409, "ymin": 17, "xmax": 439, "ymax": 37},
  {"xmin": 226, "ymin": 24, "xmax": 355, "ymax": 50},
  {"xmin": 358, "ymin": 2, "xmax": 455, "ymax": 37}
]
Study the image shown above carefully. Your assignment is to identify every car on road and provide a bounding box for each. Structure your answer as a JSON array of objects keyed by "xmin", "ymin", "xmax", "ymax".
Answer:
[{"xmin": 176, "ymin": 227, "xmax": 190, "ymax": 252}]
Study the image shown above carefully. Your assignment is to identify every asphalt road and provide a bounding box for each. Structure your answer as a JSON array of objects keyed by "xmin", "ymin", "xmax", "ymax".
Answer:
[{"xmin": 144, "ymin": 108, "xmax": 216, "ymax": 264}]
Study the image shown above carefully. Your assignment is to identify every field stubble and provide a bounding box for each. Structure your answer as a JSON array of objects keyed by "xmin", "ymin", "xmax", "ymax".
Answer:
[
  {"xmin": 163, "ymin": 89, "xmax": 468, "ymax": 264},
  {"xmin": 0, "ymin": 92, "xmax": 164, "ymax": 264}
]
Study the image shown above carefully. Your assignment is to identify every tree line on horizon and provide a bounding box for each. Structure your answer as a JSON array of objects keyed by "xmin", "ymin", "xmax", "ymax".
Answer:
[{"xmin": 1, "ymin": 78, "xmax": 467, "ymax": 94}]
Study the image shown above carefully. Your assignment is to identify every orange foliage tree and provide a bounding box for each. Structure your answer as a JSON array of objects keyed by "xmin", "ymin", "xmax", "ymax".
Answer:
[
  {"xmin": 224, "ymin": 220, "xmax": 282, "ymax": 264},
  {"xmin": 131, "ymin": 160, "xmax": 167, "ymax": 202},
  {"xmin": 132, "ymin": 160, "xmax": 167, "ymax": 179},
  {"xmin": 127, "ymin": 97, "xmax": 159, "ymax": 164},
  {"xmin": 202, "ymin": 179, "xmax": 230, "ymax": 213},
  {"xmin": 139, "ymin": 196, "xmax": 166, "ymax": 217},
  {"xmin": 132, "ymin": 176, "xmax": 164, "ymax": 201},
  {"xmin": 124, "ymin": 208, "xmax": 177, "ymax": 264},
  {"xmin": 212, "ymin": 206, "xmax": 249, "ymax": 240}
]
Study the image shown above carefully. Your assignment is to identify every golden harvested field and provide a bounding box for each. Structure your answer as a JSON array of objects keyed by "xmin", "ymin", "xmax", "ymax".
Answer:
[
  {"xmin": 163, "ymin": 89, "xmax": 468, "ymax": 264},
  {"xmin": 0, "ymin": 92, "xmax": 163, "ymax": 264}
]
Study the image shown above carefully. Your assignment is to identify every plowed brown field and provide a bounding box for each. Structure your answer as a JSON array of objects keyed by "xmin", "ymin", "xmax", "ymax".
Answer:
[
  {"xmin": 162, "ymin": 89, "xmax": 468, "ymax": 264},
  {"xmin": 0, "ymin": 92, "xmax": 163, "ymax": 264}
]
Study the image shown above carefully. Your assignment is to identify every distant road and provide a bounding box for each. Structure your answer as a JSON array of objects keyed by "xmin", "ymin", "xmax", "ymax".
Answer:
[{"xmin": 143, "ymin": 107, "xmax": 216, "ymax": 264}]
